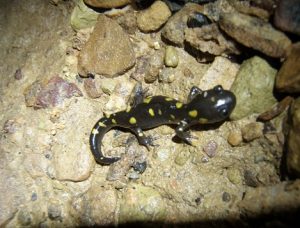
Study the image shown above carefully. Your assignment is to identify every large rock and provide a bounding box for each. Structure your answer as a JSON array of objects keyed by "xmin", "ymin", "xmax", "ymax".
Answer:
[
  {"xmin": 83, "ymin": 0, "xmax": 131, "ymax": 8},
  {"xmin": 70, "ymin": 0, "xmax": 99, "ymax": 31},
  {"xmin": 78, "ymin": 15, "xmax": 135, "ymax": 77},
  {"xmin": 230, "ymin": 56, "xmax": 277, "ymax": 120},
  {"xmin": 276, "ymin": 43, "xmax": 300, "ymax": 93},
  {"xmin": 162, "ymin": 3, "xmax": 203, "ymax": 47},
  {"xmin": 274, "ymin": 0, "xmax": 300, "ymax": 36},
  {"xmin": 219, "ymin": 11, "xmax": 291, "ymax": 58},
  {"xmin": 287, "ymin": 98, "xmax": 300, "ymax": 177},
  {"xmin": 137, "ymin": 1, "xmax": 171, "ymax": 32}
]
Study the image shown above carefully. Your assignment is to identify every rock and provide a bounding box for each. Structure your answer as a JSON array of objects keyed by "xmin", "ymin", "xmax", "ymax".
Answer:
[
  {"xmin": 241, "ymin": 122, "xmax": 264, "ymax": 142},
  {"xmin": 164, "ymin": 46, "xmax": 179, "ymax": 67},
  {"xmin": 48, "ymin": 201, "xmax": 62, "ymax": 221},
  {"xmin": 227, "ymin": 130, "xmax": 242, "ymax": 146},
  {"xmin": 78, "ymin": 15, "xmax": 135, "ymax": 77},
  {"xmin": 144, "ymin": 51, "xmax": 164, "ymax": 83},
  {"xmin": 175, "ymin": 150, "xmax": 191, "ymax": 166},
  {"xmin": 203, "ymin": 140, "xmax": 218, "ymax": 158},
  {"xmin": 274, "ymin": 0, "xmax": 300, "ymax": 36},
  {"xmin": 137, "ymin": 1, "xmax": 171, "ymax": 32},
  {"xmin": 119, "ymin": 184, "xmax": 166, "ymax": 223},
  {"xmin": 244, "ymin": 169, "xmax": 259, "ymax": 187},
  {"xmin": 230, "ymin": 56, "xmax": 277, "ymax": 120},
  {"xmin": 239, "ymin": 180, "xmax": 300, "ymax": 216},
  {"xmin": 199, "ymin": 56, "xmax": 239, "ymax": 90},
  {"xmin": 158, "ymin": 67, "xmax": 176, "ymax": 83},
  {"xmin": 185, "ymin": 23, "xmax": 241, "ymax": 56},
  {"xmin": 70, "ymin": 0, "xmax": 99, "ymax": 31},
  {"xmin": 219, "ymin": 11, "xmax": 291, "ymax": 58},
  {"xmin": 24, "ymin": 76, "xmax": 83, "ymax": 109},
  {"xmin": 227, "ymin": 167, "xmax": 242, "ymax": 185},
  {"xmin": 162, "ymin": 3, "xmax": 203, "ymax": 47},
  {"xmin": 275, "ymin": 43, "xmax": 300, "ymax": 93},
  {"xmin": 287, "ymin": 97, "xmax": 300, "ymax": 177},
  {"xmin": 83, "ymin": 78, "xmax": 102, "ymax": 98},
  {"xmin": 230, "ymin": 0, "xmax": 270, "ymax": 20},
  {"xmin": 83, "ymin": 0, "xmax": 131, "ymax": 8},
  {"xmin": 116, "ymin": 10, "xmax": 137, "ymax": 34}
]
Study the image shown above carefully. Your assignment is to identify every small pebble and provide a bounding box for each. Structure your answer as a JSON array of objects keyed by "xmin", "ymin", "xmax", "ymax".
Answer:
[
  {"xmin": 227, "ymin": 130, "xmax": 242, "ymax": 146},
  {"xmin": 222, "ymin": 192, "xmax": 231, "ymax": 202},
  {"xmin": 203, "ymin": 140, "xmax": 218, "ymax": 158},
  {"xmin": 164, "ymin": 46, "xmax": 179, "ymax": 67},
  {"xmin": 159, "ymin": 68, "xmax": 176, "ymax": 83},
  {"xmin": 227, "ymin": 168, "xmax": 242, "ymax": 185},
  {"xmin": 241, "ymin": 122, "xmax": 264, "ymax": 142},
  {"xmin": 14, "ymin": 68, "xmax": 23, "ymax": 80},
  {"xmin": 175, "ymin": 150, "xmax": 191, "ymax": 166},
  {"xmin": 244, "ymin": 170, "xmax": 259, "ymax": 187}
]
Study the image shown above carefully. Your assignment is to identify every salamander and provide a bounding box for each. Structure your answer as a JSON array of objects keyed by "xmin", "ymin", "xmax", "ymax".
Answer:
[{"xmin": 90, "ymin": 85, "xmax": 236, "ymax": 165}]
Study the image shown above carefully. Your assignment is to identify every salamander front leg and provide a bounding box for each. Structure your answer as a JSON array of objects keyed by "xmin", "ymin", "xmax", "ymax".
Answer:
[
  {"xmin": 129, "ymin": 83, "xmax": 148, "ymax": 107},
  {"xmin": 175, "ymin": 120, "xmax": 197, "ymax": 145},
  {"xmin": 188, "ymin": 86, "xmax": 203, "ymax": 102}
]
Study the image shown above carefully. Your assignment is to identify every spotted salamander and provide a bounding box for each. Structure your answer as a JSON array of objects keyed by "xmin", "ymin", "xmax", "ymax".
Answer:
[{"xmin": 90, "ymin": 85, "xmax": 236, "ymax": 165}]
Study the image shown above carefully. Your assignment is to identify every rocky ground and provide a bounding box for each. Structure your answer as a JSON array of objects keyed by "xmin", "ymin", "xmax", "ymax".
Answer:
[{"xmin": 0, "ymin": 0, "xmax": 300, "ymax": 227}]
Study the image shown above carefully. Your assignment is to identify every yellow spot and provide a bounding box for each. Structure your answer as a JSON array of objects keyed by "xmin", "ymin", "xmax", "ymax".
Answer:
[
  {"xmin": 104, "ymin": 113, "xmax": 111, "ymax": 119},
  {"xmin": 165, "ymin": 97, "xmax": 173, "ymax": 101},
  {"xmin": 170, "ymin": 114, "xmax": 175, "ymax": 120},
  {"xmin": 138, "ymin": 132, "xmax": 143, "ymax": 137},
  {"xmin": 210, "ymin": 96, "xmax": 216, "ymax": 102},
  {"xmin": 176, "ymin": 102, "xmax": 183, "ymax": 109},
  {"xmin": 126, "ymin": 106, "xmax": 131, "ymax": 113},
  {"xmin": 143, "ymin": 97, "xmax": 152, "ymax": 104},
  {"xmin": 129, "ymin": 117, "xmax": 137, "ymax": 124},
  {"xmin": 158, "ymin": 109, "xmax": 162, "ymax": 115},
  {"xmin": 148, "ymin": 108, "xmax": 155, "ymax": 117},
  {"xmin": 92, "ymin": 129, "xmax": 99, "ymax": 135},
  {"xmin": 98, "ymin": 121, "xmax": 107, "ymax": 127},
  {"xmin": 189, "ymin": 110, "xmax": 198, "ymax": 118},
  {"xmin": 199, "ymin": 118, "xmax": 208, "ymax": 124},
  {"xmin": 112, "ymin": 119, "xmax": 117, "ymax": 124}
]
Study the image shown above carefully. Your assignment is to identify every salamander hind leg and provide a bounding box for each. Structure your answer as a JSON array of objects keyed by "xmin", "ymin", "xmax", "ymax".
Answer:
[
  {"xmin": 132, "ymin": 127, "xmax": 157, "ymax": 150},
  {"xmin": 188, "ymin": 86, "xmax": 203, "ymax": 102}
]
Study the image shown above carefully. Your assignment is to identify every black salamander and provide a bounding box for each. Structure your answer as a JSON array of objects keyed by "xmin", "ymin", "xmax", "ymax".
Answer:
[{"xmin": 90, "ymin": 85, "xmax": 236, "ymax": 165}]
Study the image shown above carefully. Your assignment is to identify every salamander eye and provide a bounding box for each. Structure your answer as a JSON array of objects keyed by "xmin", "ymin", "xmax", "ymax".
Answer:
[
  {"xmin": 220, "ymin": 108, "xmax": 228, "ymax": 117},
  {"xmin": 214, "ymin": 85, "xmax": 223, "ymax": 93}
]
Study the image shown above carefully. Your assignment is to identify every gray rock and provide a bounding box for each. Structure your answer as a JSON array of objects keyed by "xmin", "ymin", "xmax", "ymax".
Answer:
[
  {"xmin": 230, "ymin": 56, "xmax": 277, "ymax": 120},
  {"xmin": 276, "ymin": 42, "xmax": 300, "ymax": 93},
  {"xmin": 78, "ymin": 15, "xmax": 135, "ymax": 77},
  {"xmin": 274, "ymin": 0, "xmax": 300, "ymax": 36},
  {"xmin": 219, "ymin": 11, "xmax": 291, "ymax": 58},
  {"xmin": 162, "ymin": 3, "xmax": 203, "ymax": 47},
  {"xmin": 83, "ymin": 0, "xmax": 131, "ymax": 8},
  {"xmin": 287, "ymin": 97, "xmax": 300, "ymax": 177}
]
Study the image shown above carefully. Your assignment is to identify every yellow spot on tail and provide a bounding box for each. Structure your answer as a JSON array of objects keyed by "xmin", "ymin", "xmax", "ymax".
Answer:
[
  {"xmin": 112, "ymin": 119, "xmax": 117, "ymax": 124},
  {"xmin": 189, "ymin": 110, "xmax": 198, "ymax": 118},
  {"xmin": 148, "ymin": 108, "xmax": 155, "ymax": 117},
  {"xmin": 92, "ymin": 129, "xmax": 99, "ymax": 135},
  {"xmin": 199, "ymin": 118, "xmax": 208, "ymax": 124},
  {"xmin": 129, "ymin": 117, "xmax": 137, "ymax": 124},
  {"xmin": 98, "ymin": 121, "xmax": 106, "ymax": 127},
  {"xmin": 210, "ymin": 96, "xmax": 216, "ymax": 102},
  {"xmin": 143, "ymin": 97, "xmax": 152, "ymax": 104},
  {"xmin": 165, "ymin": 97, "xmax": 173, "ymax": 101},
  {"xmin": 176, "ymin": 102, "xmax": 183, "ymax": 109},
  {"xmin": 170, "ymin": 114, "xmax": 175, "ymax": 120},
  {"xmin": 158, "ymin": 109, "xmax": 162, "ymax": 115},
  {"xmin": 126, "ymin": 106, "xmax": 131, "ymax": 113}
]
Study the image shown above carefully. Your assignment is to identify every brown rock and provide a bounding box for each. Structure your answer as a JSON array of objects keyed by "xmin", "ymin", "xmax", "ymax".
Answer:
[
  {"xmin": 287, "ymin": 97, "xmax": 300, "ymax": 177},
  {"xmin": 219, "ymin": 11, "xmax": 291, "ymax": 58},
  {"xmin": 227, "ymin": 130, "xmax": 242, "ymax": 146},
  {"xmin": 274, "ymin": 0, "xmax": 300, "ymax": 36},
  {"xmin": 137, "ymin": 1, "xmax": 171, "ymax": 32},
  {"xmin": 241, "ymin": 122, "xmax": 264, "ymax": 142},
  {"xmin": 78, "ymin": 15, "xmax": 135, "ymax": 77},
  {"xmin": 276, "ymin": 43, "xmax": 300, "ymax": 93},
  {"xmin": 162, "ymin": 3, "xmax": 203, "ymax": 47},
  {"xmin": 84, "ymin": 0, "xmax": 131, "ymax": 8},
  {"xmin": 185, "ymin": 23, "xmax": 240, "ymax": 56}
]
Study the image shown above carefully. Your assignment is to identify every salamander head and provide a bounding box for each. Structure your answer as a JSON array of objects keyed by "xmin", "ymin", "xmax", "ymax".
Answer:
[{"xmin": 187, "ymin": 85, "xmax": 236, "ymax": 124}]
